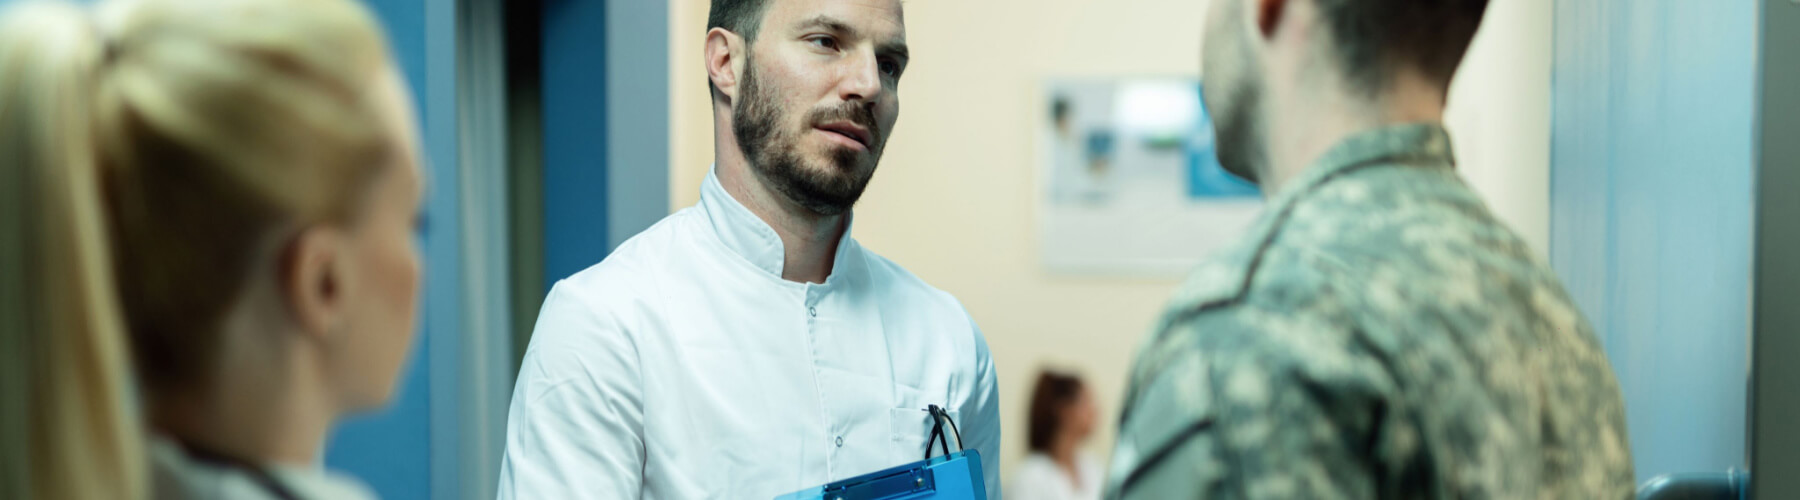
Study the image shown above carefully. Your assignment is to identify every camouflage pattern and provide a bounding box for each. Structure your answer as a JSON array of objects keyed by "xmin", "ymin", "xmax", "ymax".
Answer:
[{"xmin": 1105, "ymin": 124, "xmax": 1634, "ymax": 499}]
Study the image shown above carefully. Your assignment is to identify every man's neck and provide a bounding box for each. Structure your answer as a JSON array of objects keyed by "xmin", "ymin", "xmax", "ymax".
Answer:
[
  {"xmin": 715, "ymin": 155, "xmax": 846, "ymax": 284},
  {"xmin": 1258, "ymin": 70, "xmax": 1447, "ymax": 195}
]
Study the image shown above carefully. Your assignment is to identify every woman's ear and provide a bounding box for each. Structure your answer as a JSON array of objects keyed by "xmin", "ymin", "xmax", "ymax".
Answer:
[
  {"xmin": 280, "ymin": 226, "xmax": 347, "ymax": 342},
  {"xmin": 706, "ymin": 27, "xmax": 746, "ymax": 103}
]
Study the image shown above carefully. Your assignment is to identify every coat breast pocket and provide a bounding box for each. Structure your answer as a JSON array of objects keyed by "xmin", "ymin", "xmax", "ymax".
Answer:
[{"xmin": 887, "ymin": 406, "xmax": 961, "ymax": 465}]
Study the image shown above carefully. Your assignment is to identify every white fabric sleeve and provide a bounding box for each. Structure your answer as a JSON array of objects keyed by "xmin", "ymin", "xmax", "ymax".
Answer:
[
  {"xmin": 962, "ymin": 316, "xmax": 1004, "ymax": 500},
  {"xmin": 496, "ymin": 280, "xmax": 644, "ymax": 499}
]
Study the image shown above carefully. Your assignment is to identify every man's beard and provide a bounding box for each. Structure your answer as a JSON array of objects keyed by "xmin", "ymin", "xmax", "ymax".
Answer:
[
  {"xmin": 732, "ymin": 56, "xmax": 885, "ymax": 216},
  {"xmin": 1203, "ymin": 4, "xmax": 1269, "ymax": 185},
  {"xmin": 1210, "ymin": 77, "xmax": 1267, "ymax": 185}
]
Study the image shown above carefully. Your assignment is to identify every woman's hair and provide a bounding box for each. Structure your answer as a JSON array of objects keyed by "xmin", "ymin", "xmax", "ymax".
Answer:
[
  {"xmin": 0, "ymin": 0, "xmax": 398, "ymax": 497},
  {"xmin": 0, "ymin": 3, "xmax": 144, "ymax": 498},
  {"xmin": 95, "ymin": 0, "xmax": 397, "ymax": 397},
  {"xmin": 1026, "ymin": 369, "xmax": 1087, "ymax": 453}
]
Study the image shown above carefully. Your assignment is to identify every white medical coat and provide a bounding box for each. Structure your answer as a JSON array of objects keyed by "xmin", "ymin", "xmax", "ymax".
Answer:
[{"xmin": 497, "ymin": 168, "xmax": 1002, "ymax": 499}]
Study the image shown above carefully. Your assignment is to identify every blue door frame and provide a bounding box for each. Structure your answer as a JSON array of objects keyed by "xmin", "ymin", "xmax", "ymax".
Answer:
[
  {"xmin": 540, "ymin": 0, "xmax": 669, "ymax": 286},
  {"xmin": 326, "ymin": 1, "xmax": 667, "ymax": 498},
  {"xmin": 541, "ymin": 0, "xmax": 611, "ymax": 286}
]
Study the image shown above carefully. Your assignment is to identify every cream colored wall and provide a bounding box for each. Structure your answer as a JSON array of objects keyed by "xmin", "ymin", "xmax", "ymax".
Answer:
[
  {"xmin": 1446, "ymin": 0, "xmax": 1553, "ymax": 255},
  {"xmin": 668, "ymin": 0, "xmax": 1551, "ymax": 481}
]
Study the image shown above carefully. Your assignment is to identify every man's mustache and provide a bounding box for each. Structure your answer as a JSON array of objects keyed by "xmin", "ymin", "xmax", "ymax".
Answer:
[{"xmin": 806, "ymin": 103, "xmax": 882, "ymax": 148}]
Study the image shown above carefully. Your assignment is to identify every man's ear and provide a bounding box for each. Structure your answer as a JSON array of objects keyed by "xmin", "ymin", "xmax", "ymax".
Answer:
[
  {"xmin": 706, "ymin": 28, "xmax": 747, "ymax": 103},
  {"xmin": 1254, "ymin": 0, "xmax": 1288, "ymax": 38},
  {"xmin": 280, "ymin": 226, "xmax": 347, "ymax": 343}
]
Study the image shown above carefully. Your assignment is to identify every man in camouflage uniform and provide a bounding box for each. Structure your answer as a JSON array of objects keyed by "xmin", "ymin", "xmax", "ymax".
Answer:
[{"xmin": 1105, "ymin": 0, "xmax": 1635, "ymax": 498}]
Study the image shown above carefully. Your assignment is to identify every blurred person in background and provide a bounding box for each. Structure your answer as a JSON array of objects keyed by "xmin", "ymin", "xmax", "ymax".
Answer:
[
  {"xmin": 1009, "ymin": 370, "xmax": 1101, "ymax": 500},
  {"xmin": 1106, "ymin": 0, "xmax": 1634, "ymax": 498},
  {"xmin": 0, "ymin": 0, "xmax": 424, "ymax": 498},
  {"xmin": 497, "ymin": 0, "xmax": 1001, "ymax": 498}
]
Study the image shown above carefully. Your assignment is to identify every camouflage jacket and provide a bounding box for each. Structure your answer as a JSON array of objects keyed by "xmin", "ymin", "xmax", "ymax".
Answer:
[{"xmin": 1105, "ymin": 124, "xmax": 1634, "ymax": 499}]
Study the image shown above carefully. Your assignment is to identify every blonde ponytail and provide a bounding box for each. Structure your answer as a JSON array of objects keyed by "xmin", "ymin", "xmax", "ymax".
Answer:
[{"xmin": 0, "ymin": 2, "xmax": 146, "ymax": 499}]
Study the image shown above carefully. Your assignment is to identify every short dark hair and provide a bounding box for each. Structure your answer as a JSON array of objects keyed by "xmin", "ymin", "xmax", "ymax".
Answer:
[
  {"xmin": 1026, "ymin": 370, "xmax": 1085, "ymax": 453},
  {"xmin": 708, "ymin": 0, "xmax": 772, "ymax": 98},
  {"xmin": 1313, "ymin": 0, "xmax": 1489, "ymax": 94},
  {"xmin": 709, "ymin": 0, "xmax": 772, "ymax": 41}
]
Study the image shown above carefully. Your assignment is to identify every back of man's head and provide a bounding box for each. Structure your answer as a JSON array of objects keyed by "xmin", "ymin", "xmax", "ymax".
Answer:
[{"xmin": 1313, "ymin": 0, "xmax": 1489, "ymax": 94}]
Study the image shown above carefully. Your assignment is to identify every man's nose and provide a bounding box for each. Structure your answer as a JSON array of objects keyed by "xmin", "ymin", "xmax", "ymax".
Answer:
[{"xmin": 837, "ymin": 51, "xmax": 883, "ymax": 103}]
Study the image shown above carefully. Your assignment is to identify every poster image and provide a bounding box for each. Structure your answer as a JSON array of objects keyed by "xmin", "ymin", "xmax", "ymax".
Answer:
[{"xmin": 1039, "ymin": 78, "xmax": 1263, "ymax": 277}]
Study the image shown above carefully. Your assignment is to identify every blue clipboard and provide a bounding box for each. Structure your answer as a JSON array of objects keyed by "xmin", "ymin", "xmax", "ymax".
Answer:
[{"xmin": 772, "ymin": 450, "xmax": 986, "ymax": 500}]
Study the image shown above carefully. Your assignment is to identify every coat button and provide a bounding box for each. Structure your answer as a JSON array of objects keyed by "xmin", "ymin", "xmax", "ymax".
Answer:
[
  {"xmin": 808, "ymin": 307, "xmax": 818, "ymax": 318},
  {"xmin": 835, "ymin": 436, "xmax": 844, "ymax": 447}
]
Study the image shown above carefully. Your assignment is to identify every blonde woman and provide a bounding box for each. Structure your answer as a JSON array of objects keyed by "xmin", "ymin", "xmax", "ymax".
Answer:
[{"xmin": 0, "ymin": 0, "xmax": 425, "ymax": 498}]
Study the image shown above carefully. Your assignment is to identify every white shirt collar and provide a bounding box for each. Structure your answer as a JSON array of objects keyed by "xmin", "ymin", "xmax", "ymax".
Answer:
[
  {"xmin": 148, "ymin": 436, "xmax": 377, "ymax": 500},
  {"xmin": 698, "ymin": 165, "xmax": 858, "ymax": 285}
]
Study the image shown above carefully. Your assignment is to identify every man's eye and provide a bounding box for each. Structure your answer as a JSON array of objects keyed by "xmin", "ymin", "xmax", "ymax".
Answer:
[
  {"xmin": 879, "ymin": 60, "xmax": 900, "ymax": 78},
  {"xmin": 809, "ymin": 36, "xmax": 838, "ymax": 50}
]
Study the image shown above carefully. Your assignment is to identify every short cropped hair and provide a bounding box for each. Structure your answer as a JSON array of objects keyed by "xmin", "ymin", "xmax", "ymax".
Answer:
[
  {"xmin": 709, "ymin": 0, "xmax": 772, "ymax": 42},
  {"xmin": 707, "ymin": 0, "xmax": 772, "ymax": 98},
  {"xmin": 1313, "ymin": 0, "xmax": 1489, "ymax": 93}
]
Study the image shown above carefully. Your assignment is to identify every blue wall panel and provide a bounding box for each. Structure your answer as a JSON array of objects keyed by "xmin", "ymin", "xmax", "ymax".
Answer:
[
  {"xmin": 542, "ymin": 0, "xmax": 610, "ymax": 287},
  {"xmin": 1550, "ymin": 0, "xmax": 1759, "ymax": 483}
]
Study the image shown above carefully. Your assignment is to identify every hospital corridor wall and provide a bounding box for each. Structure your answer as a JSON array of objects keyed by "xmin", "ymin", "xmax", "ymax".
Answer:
[{"xmin": 2, "ymin": 0, "xmax": 1794, "ymax": 496}]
